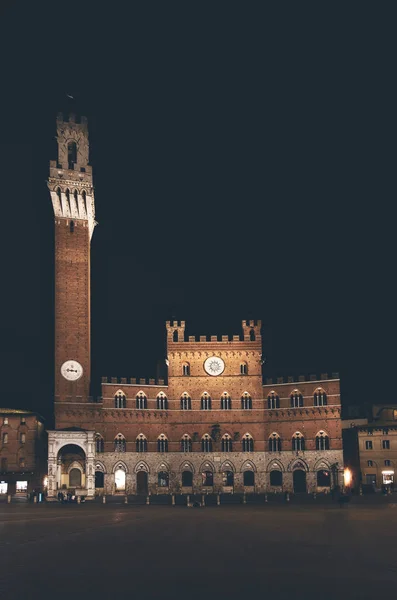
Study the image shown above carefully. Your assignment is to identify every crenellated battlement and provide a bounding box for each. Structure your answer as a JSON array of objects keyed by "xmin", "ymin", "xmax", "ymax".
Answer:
[
  {"xmin": 166, "ymin": 320, "xmax": 262, "ymax": 344},
  {"xmin": 101, "ymin": 377, "xmax": 166, "ymax": 386},
  {"xmin": 264, "ymin": 372, "xmax": 339, "ymax": 386}
]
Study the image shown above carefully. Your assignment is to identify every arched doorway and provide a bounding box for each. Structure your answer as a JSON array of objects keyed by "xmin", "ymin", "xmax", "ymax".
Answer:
[
  {"xmin": 222, "ymin": 470, "xmax": 234, "ymax": 487},
  {"xmin": 69, "ymin": 468, "xmax": 81, "ymax": 487},
  {"xmin": 293, "ymin": 469, "xmax": 307, "ymax": 493},
  {"xmin": 114, "ymin": 469, "xmax": 126, "ymax": 493},
  {"xmin": 95, "ymin": 471, "xmax": 104, "ymax": 488},
  {"xmin": 57, "ymin": 444, "xmax": 86, "ymax": 491},
  {"xmin": 317, "ymin": 469, "xmax": 331, "ymax": 487},
  {"xmin": 182, "ymin": 471, "xmax": 193, "ymax": 487},
  {"xmin": 137, "ymin": 470, "xmax": 148, "ymax": 495},
  {"xmin": 243, "ymin": 470, "xmax": 255, "ymax": 486}
]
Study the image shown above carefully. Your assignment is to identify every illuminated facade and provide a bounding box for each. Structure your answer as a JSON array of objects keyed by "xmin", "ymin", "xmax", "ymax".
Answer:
[
  {"xmin": 0, "ymin": 409, "xmax": 46, "ymax": 497},
  {"xmin": 46, "ymin": 113, "xmax": 344, "ymax": 499}
]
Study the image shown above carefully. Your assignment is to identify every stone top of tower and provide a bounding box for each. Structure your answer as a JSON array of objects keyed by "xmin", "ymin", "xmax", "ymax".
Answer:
[
  {"xmin": 165, "ymin": 320, "xmax": 262, "ymax": 345},
  {"xmin": 48, "ymin": 111, "xmax": 96, "ymax": 238}
]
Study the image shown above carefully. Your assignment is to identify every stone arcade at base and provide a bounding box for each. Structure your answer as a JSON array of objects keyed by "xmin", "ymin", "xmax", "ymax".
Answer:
[{"xmin": 46, "ymin": 112, "xmax": 344, "ymax": 499}]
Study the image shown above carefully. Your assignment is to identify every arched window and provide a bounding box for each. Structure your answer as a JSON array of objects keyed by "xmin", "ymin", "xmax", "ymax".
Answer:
[
  {"xmin": 114, "ymin": 390, "xmax": 126, "ymax": 409},
  {"xmin": 181, "ymin": 434, "xmax": 192, "ymax": 452},
  {"xmin": 173, "ymin": 330, "xmax": 178, "ymax": 342},
  {"xmin": 241, "ymin": 392, "xmax": 252, "ymax": 410},
  {"xmin": 221, "ymin": 434, "xmax": 233, "ymax": 452},
  {"xmin": 292, "ymin": 432, "xmax": 305, "ymax": 452},
  {"xmin": 157, "ymin": 434, "xmax": 168, "ymax": 453},
  {"xmin": 240, "ymin": 362, "xmax": 248, "ymax": 375},
  {"xmin": 270, "ymin": 470, "xmax": 283, "ymax": 486},
  {"xmin": 114, "ymin": 434, "xmax": 126, "ymax": 453},
  {"xmin": 56, "ymin": 187, "xmax": 62, "ymax": 206},
  {"xmin": 19, "ymin": 457, "xmax": 25, "ymax": 468},
  {"xmin": 315, "ymin": 431, "xmax": 330, "ymax": 451},
  {"xmin": 268, "ymin": 433, "xmax": 282, "ymax": 452},
  {"xmin": 67, "ymin": 141, "xmax": 77, "ymax": 169},
  {"xmin": 314, "ymin": 389, "xmax": 327, "ymax": 406},
  {"xmin": 82, "ymin": 190, "xmax": 88, "ymax": 216},
  {"xmin": 201, "ymin": 434, "xmax": 212, "ymax": 453},
  {"xmin": 136, "ymin": 392, "xmax": 147, "ymax": 409},
  {"xmin": 158, "ymin": 471, "xmax": 169, "ymax": 487},
  {"xmin": 290, "ymin": 390, "xmax": 303, "ymax": 408},
  {"xmin": 317, "ymin": 469, "xmax": 331, "ymax": 486},
  {"xmin": 202, "ymin": 470, "xmax": 213, "ymax": 486},
  {"xmin": 242, "ymin": 434, "xmax": 254, "ymax": 452},
  {"xmin": 136, "ymin": 434, "xmax": 147, "ymax": 453},
  {"xmin": 201, "ymin": 393, "xmax": 211, "ymax": 410},
  {"xmin": 65, "ymin": 188, "xmax": 72, "ymax": 215},
  {"xmin": 95, "ymin": 433, "xmax": 104, "ymax": 453},
  {"xmin": 182, "ymin": 471, "xmax": 193, "ymax": 487},
  {"xmin": 1, "ymin": 457, "xmax": 8, "ymax": 471},
  {"xmin": 222, "ymin": 470, "xmax": 234, "ymax": 486},
  {"xmin": 157, "ymin": 392, "xmax": 168, "ymax": 410},
  {"xmin": 249, "ymin": 329, "xmax": 256, "ymax": 341},
  {"xmin": 70, "ymin": 220, "xmax": 75, "ymax": 233},
  {"xmin": 243, "ymin": 470, "xmax": 255, "ymax": 486},
  {"xmin": 182, "ymin": 362, "xmax": 190, "ymax": 376},
  {"xmin": 268, "ymin": 392, "xmax": 280, "ymax": 409},
  {"xmin": 220, "ymin": 392, "xmax": 231, "ymax": 410},
  {"xmin": 180, "ymin": 393, "xmax": 191, "ymax": 410}
]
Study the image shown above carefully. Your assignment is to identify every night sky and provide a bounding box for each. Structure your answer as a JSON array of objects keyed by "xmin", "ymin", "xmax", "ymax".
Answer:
[{"xmin": 0, "ymin": 2, "xmax": 393, "ymax": 425}]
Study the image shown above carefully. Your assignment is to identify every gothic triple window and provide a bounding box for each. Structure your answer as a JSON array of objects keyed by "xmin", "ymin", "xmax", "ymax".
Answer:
[
  {"xmin": 201, "ymin": 434, "xmax": 212, "ymax": 453},
  {"xmin": 114, "ymin": 434, "xmax": 126, "ymax": 453},
  {"xmin": 290, "ymin": 390, "xmax": 304, "ymax": 408},
  {"xmin": 268, "ymin": 392, "xmax": 280, "ymax": 409},
  {"xmin": 114, "ymin": 390, "xmax": 126, "ymax": 409},
  {"xmin": 315, "ymin": 431, "xmax": 330, "ymax": 451},
  {"xmin": 181, "ymin": 434, "xmax": 192, "ymax": 452},
  {"xmin": 95, "ymin": 433, "xmax": 104, "ymax": 453},
  {"xmin": 268, "ymin": 433, "xmax": 282, "ymax": 452},
  {"xmin": 242, "ymin": 434, "xmax": 254, "ymax": 452},
  {"xmin": 136, "ymin": 434, "xmax": 147, "ymax": 453},
  {"xmin": 157, "ymin": 434, "xmax": 168, "ymax": 453},
  {"xmin": 180, "ymin": 393, "xmax": 192, "ymax": 410},
  {"xmin": 136, "ymin": 392, "xmax": 147, "ymax": 409},
  {"xmin": 157, "ymin": 392, "xmax": 168, "ymax": 410},
  {"xmin": 201, "ymin": 393, "xmax": 212, "ymax": 410},
  {"xmin": 314, "ymin": 389, "xmax": 327, "ymax": 406},
  {"xmin": 241, "ymin": 392, "xmax": 252, "ymax": 410},
  {"xmin": 221, "ymin": 434, "xmax": 233, "ymax": 452},
  {"xmin": 292, "ymin": 432, "xmax": 305, "ymax": 452},
  {"xmin": 221, "ymin": 392, "xmax": 231, "ymax": 410}
]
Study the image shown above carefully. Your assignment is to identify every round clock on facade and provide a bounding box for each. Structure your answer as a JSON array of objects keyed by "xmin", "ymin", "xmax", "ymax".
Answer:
[
  {"xmin": 60, "ymin": 360, "xmax": 83, "ymax": 381},
  {"xmin": 204, "ymin": 356, "xmax": 225, "ymax": 376}
]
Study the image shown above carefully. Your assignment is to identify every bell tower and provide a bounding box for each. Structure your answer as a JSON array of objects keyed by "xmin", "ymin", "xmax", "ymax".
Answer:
[{"xmin": 48, "ymin": 112, "xmax": 96, "ymax": 413}]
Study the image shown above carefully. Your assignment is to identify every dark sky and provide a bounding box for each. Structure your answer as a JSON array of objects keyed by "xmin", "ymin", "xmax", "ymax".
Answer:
[{"xmin": 0, "ymin": 2, "xmax": 394, "ymax": 424}]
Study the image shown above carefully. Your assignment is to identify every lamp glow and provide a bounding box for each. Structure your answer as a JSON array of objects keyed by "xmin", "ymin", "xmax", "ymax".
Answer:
[{"xmin": 344, "ymin": 468, "xmax": 352, "ymax": 487}]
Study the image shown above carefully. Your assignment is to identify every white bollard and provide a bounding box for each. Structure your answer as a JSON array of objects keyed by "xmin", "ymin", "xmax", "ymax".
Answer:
[
  {"xmin": 124, "ymin": 495, "xmax": 128, "ymax": 504},
  {"xmin": 201, "ymin": 494, "xmax": 205, "ymax": 506},
  {"xmin": 217, "ymin": 494, "xmax": 220, "ymax": 506},
  {"xmin": 265, "ymin": 494, "xmax": 268, "ymax": 503},
  {"xmin": 7, "ymin": 495, "xmax": 11, "ymax": 504},
  {"xmin": 146, "ymin": 495, "xmax": 150, "ymax": 505},
  {"xmin": 102, "ymin": 495, "xmax": 106, "ymax": 504},
  {"xmin": 243, "ymin": 493, "xmax": 246, "ymax": 504},
  {"xmin": 172, "ymin": 494, "xmax": 175, "ymax": 505},
  {"xmin": 77, "ymin": 495, "xmax": 81, "ymax": 504}
]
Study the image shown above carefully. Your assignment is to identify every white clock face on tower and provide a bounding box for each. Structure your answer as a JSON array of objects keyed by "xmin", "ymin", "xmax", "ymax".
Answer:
[
  {"xmin": 204, "ymin": 356, "xmax": 225, "ymax": 376},
  {"xmin": 60, "ymin": 360, "xmax": 83, "ymax": 381}
]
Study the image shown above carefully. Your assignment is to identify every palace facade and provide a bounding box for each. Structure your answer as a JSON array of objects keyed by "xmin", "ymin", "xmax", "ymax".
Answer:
[{"xmin": 46, "ymin": 112, "xmax": 344, "ymax": 499}]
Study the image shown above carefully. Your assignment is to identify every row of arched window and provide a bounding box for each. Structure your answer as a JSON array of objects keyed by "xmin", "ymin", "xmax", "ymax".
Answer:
[
  {"xmin": 154, "ymin": 470, "xmax": 330, "ymax": 488},
  {"xmin": 55, "ymin": 186, "xmax": 88, "ymax": 219},
  {"xmin": 179, "ymin": 362, "xmax": 249, "ymax": 375},
  {"xmin": 113, "ymin": 389, "xmax": 328, "ymax": 409},
  {"xmin": 96, "ymin": 431, "xmax": 330, "ymax": 454}
]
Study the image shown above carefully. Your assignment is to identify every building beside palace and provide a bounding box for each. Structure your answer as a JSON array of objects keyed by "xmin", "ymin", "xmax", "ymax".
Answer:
[
  {"xmin": 0, "ymin": 409, "xmax": 46, "ymax": 497},
  {"xmin": 356, "ymin": 405, "xmax": 397, "ymax": 490},
  {"xmin": 46, "ymin": 112, "xmax": 344, "ymax": 499}
]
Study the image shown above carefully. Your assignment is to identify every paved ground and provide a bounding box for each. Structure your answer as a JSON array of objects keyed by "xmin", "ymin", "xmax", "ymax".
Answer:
[{"xmin": 1, "ymin": 502, "xmax": 396, "ymax": 599}]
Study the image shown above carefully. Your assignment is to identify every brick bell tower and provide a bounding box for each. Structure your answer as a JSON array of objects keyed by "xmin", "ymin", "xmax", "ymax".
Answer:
[{"xmin": 48, "ymin": 112, "xmax": 96, "ymax": 417}]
